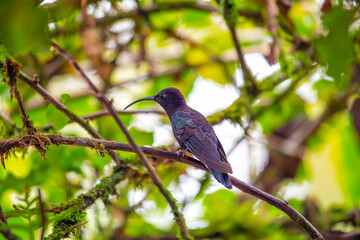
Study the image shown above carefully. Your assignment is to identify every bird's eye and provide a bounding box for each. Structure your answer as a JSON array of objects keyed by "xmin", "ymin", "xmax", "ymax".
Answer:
[{"xmin": 158, "ymin": 94, "xmax": 164, "ymax": 99}]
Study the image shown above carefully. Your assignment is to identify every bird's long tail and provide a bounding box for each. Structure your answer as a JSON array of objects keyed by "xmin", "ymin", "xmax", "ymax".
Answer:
[{"xmin": 209, "ymin": 168, "xmax": 232, "ymax": 189}]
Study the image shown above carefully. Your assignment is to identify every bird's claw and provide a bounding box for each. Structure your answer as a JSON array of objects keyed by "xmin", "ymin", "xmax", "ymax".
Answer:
[{"xmin": 176, "ymin": 148, "xmax": 188, "ymax": 157}]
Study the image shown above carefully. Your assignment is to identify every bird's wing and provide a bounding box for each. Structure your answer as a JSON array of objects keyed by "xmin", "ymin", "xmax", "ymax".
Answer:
[{"xmin": 173, "ymin": 114, "xmax": 232, "ymax": 173}]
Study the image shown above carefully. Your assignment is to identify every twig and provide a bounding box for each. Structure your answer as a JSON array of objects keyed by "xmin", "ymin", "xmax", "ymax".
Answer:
[
  {"xmin": 0, "ymin": 205, "xmax": 20, "ymax": 240},
  {"xmin": 251, "ymin": 66, "xmax": 315, "ymax": 121},
  {"xmin": 37, "ymin": 189, "xmax": 46, "ymax": 240},
  {"xmin": 265, "ymin": 0, "xmax": 280, "ymax": 64},
  {"xmin": 52, "ymin": 42, "xmax": 192, "ymax": 240},
  {"xmin": 0, "ymin": 134, "xmax": 324, "ymax": 239},
  {"xmin": 0, "ymin": 60, "xmax": 121, "ymax": 165},
  {"xmin": 226, "ymin": 135, "xmax": 246, "ymax": 156},
  {"xmin": 69, "ymin": 221, "xmax": 88, "ymax": 230},
  {"xmin": 41, "ymin": 109, "xmax": 165, "ymax": 131}
]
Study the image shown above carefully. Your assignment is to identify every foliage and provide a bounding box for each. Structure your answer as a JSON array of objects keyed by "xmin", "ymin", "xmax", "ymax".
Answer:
[{"xmin": 0, "ymin": 0, "xmax": 360, "ymax": 239}]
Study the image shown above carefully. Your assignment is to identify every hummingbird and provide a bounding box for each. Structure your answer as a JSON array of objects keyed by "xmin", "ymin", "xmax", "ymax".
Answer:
[{"xmin": 124, "ymin": 88, "xmax": 233, "ymax": 189}]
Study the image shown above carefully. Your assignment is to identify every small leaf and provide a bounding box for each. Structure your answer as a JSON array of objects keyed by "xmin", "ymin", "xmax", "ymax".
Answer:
[
  {"xmin": 46, "ymin": 104, "xmax": 70, "ymax": 130},
  {"xmin": 129, "ymin": 127, "xmax": 153, "ymax": 146},
  {"xmin": 60, "ymin": 93, "xmax": 71, "ymax": 104}
]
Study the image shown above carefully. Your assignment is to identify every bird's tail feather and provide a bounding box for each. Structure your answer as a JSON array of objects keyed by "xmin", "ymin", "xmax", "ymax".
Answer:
[{"xmin": 209, "ymin": 168, "xmax": 232, "ymax": 189}]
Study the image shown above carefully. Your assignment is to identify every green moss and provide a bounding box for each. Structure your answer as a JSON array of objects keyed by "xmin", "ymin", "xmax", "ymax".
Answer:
[{"xmin": 46, "ymin": 201, "xmax": 87, "ymax": 240}]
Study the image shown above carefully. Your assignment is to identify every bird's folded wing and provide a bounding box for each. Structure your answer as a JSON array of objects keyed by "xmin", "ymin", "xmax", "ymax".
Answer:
[{"xmin": 175, "ymin": 125, "xmax": 232, "ymax": 173}]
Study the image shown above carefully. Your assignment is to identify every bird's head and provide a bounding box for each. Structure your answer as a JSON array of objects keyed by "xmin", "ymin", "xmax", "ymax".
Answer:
[{"xmin": 124, "ymin": 88, "xmax": 187, "ymax": 116}]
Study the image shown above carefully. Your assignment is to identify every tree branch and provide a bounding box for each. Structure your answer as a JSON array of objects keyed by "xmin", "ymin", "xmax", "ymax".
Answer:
[
  {"xmin": 47, "ymin": 166, "xmax": 131, "ymax": 239},
  {"xmin": 52, "ymin": 42, "xmax": 192, "ymax": 239},
  {"xmin": 0, "ymin": 205, "xmax": 21, "ymax": 240},
  {"xmin": 0, "ymin": 134, "xmax": 324, "ymax": 239},
  {"xmin": 265, "ymin": 0, "xmax": 280, "ymax": 64},
  {"xmin": 0, "ymin": 60, "xmax": 121, "ymax": 165}
]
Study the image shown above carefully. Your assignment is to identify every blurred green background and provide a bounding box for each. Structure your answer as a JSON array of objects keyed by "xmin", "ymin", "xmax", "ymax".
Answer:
[{"xmin": 0, "ymin": 0, "xmax": 360, "ymax": 239}]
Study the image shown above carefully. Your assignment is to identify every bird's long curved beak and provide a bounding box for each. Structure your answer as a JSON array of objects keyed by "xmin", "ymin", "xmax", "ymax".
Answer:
[{"xmin": 124, "ymin": 96, "xmax": 155, "ymax": 110}]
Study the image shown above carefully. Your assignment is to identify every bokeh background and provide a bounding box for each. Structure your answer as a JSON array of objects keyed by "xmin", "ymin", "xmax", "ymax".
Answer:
[{"xmin": 1, "ymin": 0, "xmax": 360, "ymax": 239}]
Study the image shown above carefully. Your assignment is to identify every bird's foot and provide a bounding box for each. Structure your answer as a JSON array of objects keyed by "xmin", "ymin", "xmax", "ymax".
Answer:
[{"xmin": 176, "ymin": 148, "xmax": 188, "ymax": 157}]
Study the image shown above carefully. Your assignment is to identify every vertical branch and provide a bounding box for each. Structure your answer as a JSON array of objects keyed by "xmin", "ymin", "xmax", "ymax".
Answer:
[
  {"xmin": 0, "ymin": 205, "xmax": 20, "ymax": 240},
  {"xmin": 224, "ymin": 1, "xmax": 257, "ymax": 94},
  {"xmin": 3, "ymin": 57, "xmax": 35, "ymax": 136},
  {"xmin": 265, "ymin": 0, "xmax": 280, "ymax": 64},
  {"xmin": 52, "ymin": 42, "xmax": 192, "ymax": 240},
  {"xmin": 37, "ymin": 188, "xmax": 46, "ymax": 240}
]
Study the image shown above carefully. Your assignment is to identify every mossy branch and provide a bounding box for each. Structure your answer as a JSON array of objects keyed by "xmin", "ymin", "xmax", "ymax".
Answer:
[
  {"xmin": 46, "ymin": 167, "xmax": 130, "ymax": 239},
  {"xmin": 2, "ymin": 57, "xmax": 50, "ymax": 168},
  {"xmin": 0, "ymin": 59, "xmax": 121, "ymax": 165},
  {"xmin": 0, "ymin": 134, "xmax": 324, "ymax": 239}
]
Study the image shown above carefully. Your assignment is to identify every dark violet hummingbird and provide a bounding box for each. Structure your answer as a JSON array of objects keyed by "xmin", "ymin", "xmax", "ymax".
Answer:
[{"xmin": 124, "ymin": 88, "xmax": 233, "ymax": 189}]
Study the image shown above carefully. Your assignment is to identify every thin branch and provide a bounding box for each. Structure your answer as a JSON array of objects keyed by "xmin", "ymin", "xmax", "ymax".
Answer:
[
  {"xmin": 52, "ymin": 42, "xmax": 192, "ymax": 240},
  {"xmin": 252, "ymin": 66, "xmax": 316, "ymax": 121},
  {"xmin": 37, "ymin": 188, "xmax": 46, "ymax": 240},
  {"xmin": 0, "ymin": 60, "xmax": 121, "ymax": 165},
  {"xmin": 41, "ymin": 109, "xmax": 165, "ymax": 131},
  {"xmin": 265, "ymin": 0, "xmax": 280, "ymax": 64},
  {"xmin": 224, "ymin": 1, "xmax": 257, "ymax": 94},
  {"xmin": 226, "ymin": 135, "xmax": 246, "ymax": 156},
  {"xmin": 0, "ymin": 134, "xmax": 324, "ymax": 240},
  {"xmin": 0, "ymin": 205, "xmax": 20, "ymax": 240}
]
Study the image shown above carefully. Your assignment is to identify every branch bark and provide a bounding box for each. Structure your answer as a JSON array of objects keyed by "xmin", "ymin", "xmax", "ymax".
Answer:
[
  {"xmin": 0, "ymin": 134, "xmax": 324, "ymax": 240},
  {"xmin": 0, "ymin": 60, "xmax": 121, "ymax": 165},
  {"xmin": 0, "ymin": 205, "xmax": 21, "ymax": 240}
]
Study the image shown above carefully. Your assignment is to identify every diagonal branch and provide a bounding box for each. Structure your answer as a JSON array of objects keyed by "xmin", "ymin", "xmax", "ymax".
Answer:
[
  {"xmin": 52, "ymin": 42, "xmax": 192, "ymax": 240},
  {"xmin": 41, "ymin": 109, "xmax": 165, "ymax": 131},
  {"xmin": 0, "ymin": 134, "xmax": 324, "ymax": 240}
]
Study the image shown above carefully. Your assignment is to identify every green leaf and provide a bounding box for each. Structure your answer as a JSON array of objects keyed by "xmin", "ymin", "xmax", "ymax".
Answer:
[
  {"xmin": 315, "ymin": 7, "xmax": 355, "ymax": 81},
  {"xmin": 0, "ymin": 0, "xmax": 50, "ymax": 55},
  {"xmin": 149, "ymin": 11, "xmax": 179, "ymax": 30},
  {"xmin": 60, "ymin": 93, "xmax": 71, "ymax": 104},
  {"xmin": 129, "ymin": 127, "xmax": 153, "ymax": 146},
  {"xmin": 202, "ymin": 189, "xmax": 237, "ymax": 223},
  {"xmin": 257, "ymin": 93, "xmax": 305, "ymax": 135},
  {"xmin": 180, "ymin": 9, "xmax": 211, "ymax": 27},
  {"xmin": 0, "ymin": 45, "xmax": 13, "ymax": 61},
  {"xmin": 46, "ymin": 104, "xmax": 70, "ymax": 130},
  {"xmin": 289, "ymin": 2, "xmax": 316, "ymax": 39}
]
